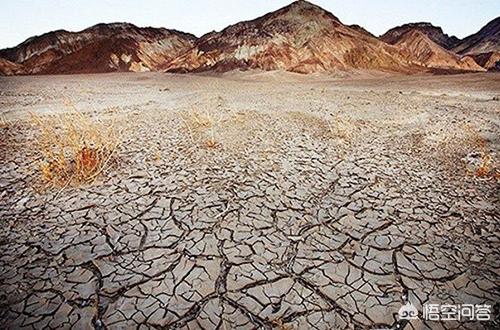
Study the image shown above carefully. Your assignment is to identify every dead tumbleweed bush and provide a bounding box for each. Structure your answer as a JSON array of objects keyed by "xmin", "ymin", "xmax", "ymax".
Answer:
[
  {"xmin": 326, "ymin": 113, "xmax": 358, "ymax": 142},
  {"xmin": 454, "ymin": 124, "xmax": 498, "ymax": 179},
  {"xmin": 0, "ymin": 116, "xmax": 19, "ymax": 158},
  {"xmin": 287, "ymin": 111, "xmax": 359, "ymax": 143},
  {"xmin": 270, "ymin": 318, "xmax": 293, "ymax": 330},
  {"xmin": 0, "ymin": 116, "xmax": 10, "ymax": 129},
  {"xmin": 427, "ymin": 122, "xmax": 498, "ymax": 179},
  {"xmin": 30, "ymin": 106, "xmax": 120, "ymax": 187},
  {"xmin": 0, "ymin": 115, "xmax": 17, "ymax": 140},
  {"xmin": 180, "ymin": 107, "xmax": 220, "ymax": 149},
  {"xmin": 474, "ymin": 153, "xmax": 495, "ymax": 178}
]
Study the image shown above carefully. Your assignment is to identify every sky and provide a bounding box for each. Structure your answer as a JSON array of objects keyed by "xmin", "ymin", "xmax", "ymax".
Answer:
[{"xmin": 0, "ymin": 0, "xmax": 498, "ymax": 49}]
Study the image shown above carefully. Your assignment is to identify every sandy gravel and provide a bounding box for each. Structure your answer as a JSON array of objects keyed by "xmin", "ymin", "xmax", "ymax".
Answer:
[{"xmin": 0, "ymin": 72, "xmax": 499, "ymax": 329}]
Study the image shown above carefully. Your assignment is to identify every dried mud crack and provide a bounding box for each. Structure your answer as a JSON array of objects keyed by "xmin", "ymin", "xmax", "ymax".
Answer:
[{"xmin": 0, "ymin": 72, "xmax": 499, "ymax": 329}]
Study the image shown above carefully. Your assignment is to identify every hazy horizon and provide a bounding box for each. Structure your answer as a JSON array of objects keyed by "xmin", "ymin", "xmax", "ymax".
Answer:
[{"xmin": 0, "ymin": 0, "xmax": 498, "ymax": 49}]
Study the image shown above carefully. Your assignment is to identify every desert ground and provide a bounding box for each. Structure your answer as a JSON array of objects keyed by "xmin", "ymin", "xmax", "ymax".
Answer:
[{"xmin": 0, "ymin": 72, "xmax": 499, "ymax": 329}]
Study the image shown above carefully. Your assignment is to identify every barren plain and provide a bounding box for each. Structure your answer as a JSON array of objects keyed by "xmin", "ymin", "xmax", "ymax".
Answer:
[{"xmin": 0, "ymin": 72, "xmax": 499, "ymax": 329}]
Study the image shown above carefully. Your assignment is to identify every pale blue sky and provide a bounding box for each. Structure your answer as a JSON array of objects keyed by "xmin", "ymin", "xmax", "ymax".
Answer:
[{"xmin": 0, "ymin": 0, "xmax": 498, "ymax": 49}]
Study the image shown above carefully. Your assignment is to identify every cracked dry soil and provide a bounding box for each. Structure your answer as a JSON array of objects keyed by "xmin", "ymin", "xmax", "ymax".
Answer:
[{"xmin": 0, "ymin": 72, "xmax": 499, "ymax": 329}]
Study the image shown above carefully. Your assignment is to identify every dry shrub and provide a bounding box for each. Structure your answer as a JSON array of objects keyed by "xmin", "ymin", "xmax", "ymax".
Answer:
[
  {"xmin": 220, "ymin": 110, "xmax": 268, "ymax": 147},
  {"xmin": 270, "ymin": 318, "xmax": 293, "ymax": 330},
  {"xmin": 470, "ymin": 152, "xmax": 499, "ymax": 179},
  {"xmin": 180, "ymin": 108, "xmax": 220, "ymax": 148},
  {"xmin": 203, "ymin": 136, "xmax": 218, "ymax": 149},
  {"xmin": 287, "ymin": 111, "xmax": 357, "ymax": 143},
  {"xmin": 326, "ymin": 113, "xmax": 357, "ymax": 142},
  {"xmin": 31, "ymin": 109, "xmax": 119, "ymax": 187},
  {"xmin": 475, "ymin": 153, "xmax": 493, "ymax": 177},
  {"xmin": 152, "ymin": 149, "xmax": 162, "ymax": 162},
  {"xmin": 186, "ymin": 110, "xmax": 214, "ymax": 130},
  {"xmin": 0, "ymin": 116, "xmax": 10, "ymax": 129},
  {"xmin": 427, "ymin": 123, "xmax": 498, "ymax": 179},
  {"xmin": 0, "ymin": 116, "xmax": 15, "ymax": 140},
  {"xmin": 462, "ymin": 125, "xmax": 498, "ymax": 179},
  {"xmin": 0, "ymin": 116, "xmax": 17, "ymax": 157}
]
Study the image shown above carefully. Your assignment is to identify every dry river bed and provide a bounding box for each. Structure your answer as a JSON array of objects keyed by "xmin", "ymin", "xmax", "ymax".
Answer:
[{"xmin": 0, "ymin": 72, "xmax": 499, "ymax": 329}]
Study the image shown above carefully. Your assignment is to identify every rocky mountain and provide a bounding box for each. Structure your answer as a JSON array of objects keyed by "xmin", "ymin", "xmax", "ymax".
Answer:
[
  {"xmin": 467, "ymin": 51, "xmax": 500, "ymax": 71},
  {"xmin": 394, "ymin": 30, "xmax": 484, "ymax": 72},
  {"xmin": 163, "ymin": 1, "xmax": 486, "ymax": 74},
  {"xmin": 163, "ymin": 1, "xmax": 416, "ymax": 74},
  {"xmin": 452, "ymin": 17, "xmax": 500, "ymax": 55},
  {"xmin": 0, "ymin": 1, "xmax": 495, "ymax": 75},
  {"xmin": 0, "ymin": 58, "xmax": 24, "ymax": 75},
  {"xmin": 0, "ymin": 23, "xmax": 196, "ymax": 74},
  {"xmin": 348, "ymin": 24, "xmax": 375, "ymax": 38},
  {"xmin": 381, "ymin": 22, "xmax": 460, "ymax": 49}
]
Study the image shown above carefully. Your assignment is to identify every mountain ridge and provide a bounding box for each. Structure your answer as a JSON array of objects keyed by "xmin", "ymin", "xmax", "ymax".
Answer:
[
  {"xmin": 0, "ymin": 1, "xmax": 497, "ymax": 75},
  {"xmin": 452, "ymin": 16, "xmax": 500, "ymax": 55},
  {"xmin": 394, "ymin": 30, "xmax": 484, "ymax": 71},
  {"xmin": 380, "ymin": 22, "xmax": 460, "ymax": 49},
  {"xmin": 162, "ymin": 1, "xmax": 416, "ymax": 74},
  {"xmin": 0, "ymin": 22, "xmax": 196, "ymax": 74}
]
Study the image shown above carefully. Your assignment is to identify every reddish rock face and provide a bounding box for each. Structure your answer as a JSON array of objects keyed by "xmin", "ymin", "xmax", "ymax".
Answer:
[
  {"xmin": 467, "ymin": 51, "xmax": 500, "ymax": 71},
  {"xmin": 381, "ymin": 17, "xmax": 498, "ymax": 71},
  {"xmin": 163, "ymin": 1, "xmax": 486, "ymax": 74},
  {"xmin": 380, "ymin": 17, "xmax": 500, "ymax": 71},
  {"xmin": 393, "ymin": 30, "xmax": 485, "ymax": 72},
  {"xmin": 380, "ymin": 22, "xmax": 460, "ymax": 50},
  {"xmin": 0, "ymin": 58, "xmax": 24, "ymax": 75},
  {"xmin": 0, "ymin": 1, "xmax": 496, "ymax": 75},
  {"xmin": 163, "ymin": 0, "xmax": 418, "ymax": 74},
  {"xmin": 0, "ymin": 23, "xmax": 196, "ymax": 75}
]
